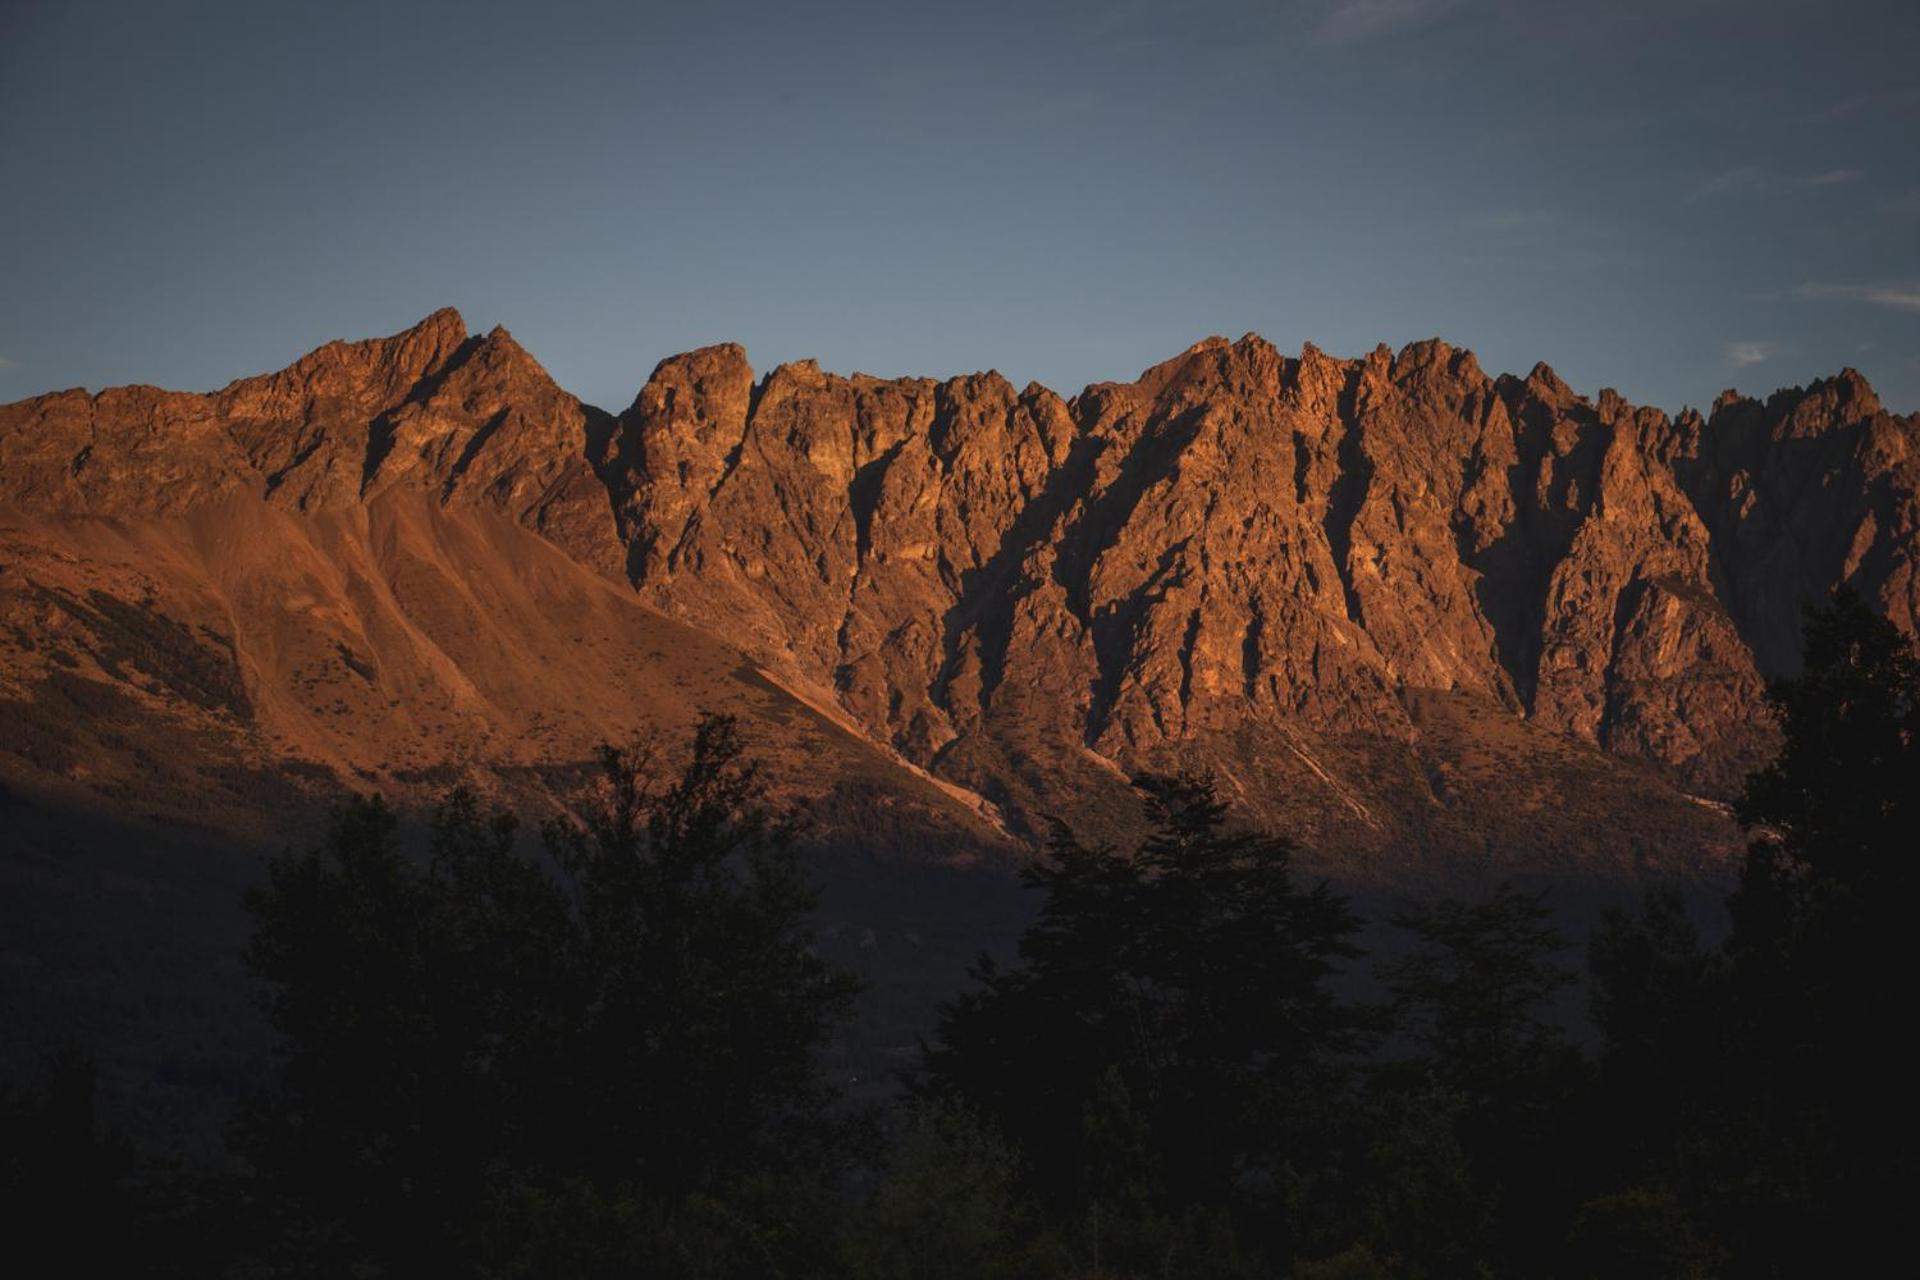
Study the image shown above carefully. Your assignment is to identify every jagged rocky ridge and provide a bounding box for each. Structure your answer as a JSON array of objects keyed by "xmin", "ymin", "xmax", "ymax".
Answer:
[
  {"xmin": 608, "ymin": 328, "xmax": 1916, "ymax": 839},
  {"xmin": 3, "ymin": 309, "xmax": 1915, "ymax": 873}
]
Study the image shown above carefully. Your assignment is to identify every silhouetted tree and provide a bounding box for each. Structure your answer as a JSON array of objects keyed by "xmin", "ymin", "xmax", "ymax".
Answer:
[
  {"xmin": 0, "ymin": 1049, "xmax": 137, "ymax": 1275},
  {"xmin": 844, "ymin": 1103, "xmax": 1023, "ymax": 1280},
  {"xmin": 538, "ymin": 714, "xmax": 864, "ymax": 1200},
  {"xmin": 1584, "ymin": 586, "xmax": 1920, "ymax": 1275},
  {"xmin": 242, "ymin": 794, "xmax": 466, "ymax": 1268},
  {"xmin": 1377, "ymin": 884, "xmax": 1584, "ymax": 1274},
  {"xmin": 924, "ymin": 772, "xmax": 1365, "ymax": 1267},
  {"xmin": 1326, "ymin": 1085, "xmax": 1493, "ymax": 1279},
  {"xmin": 1381, "ymin": 885, "xmax": 1574, "ymax": 1101},
  {"xmin": 1585, "ymin": 888, "xmax": 1718, "ymax": 1186},
  {"xmin": 242, "ymin": 713, "xmax": 861, "ymax": 1274},
  {"xmin": 1718, "ymin": 586, "xmax": 1919, "ymax": 1268},
  {"xmin": 1564, "ymin": 1187, "xmax": 1717, "ymax": 1280}
]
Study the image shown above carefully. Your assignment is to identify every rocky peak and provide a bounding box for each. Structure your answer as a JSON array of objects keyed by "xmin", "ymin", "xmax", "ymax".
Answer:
[
  {"xmin": 1779, "ymin": 367, "xmax": 1883, "ymax": 430},
  {"xmin": 219, "ymin": 306, "xmax": 471, "ymax": 418},
  {"xmin": 1525, "ymin": 361, "xmax": 1572, "ymax": 400},
  {"xmin": 0, "ymin": 311, "xmax": 620, "ymax": 567},
  {"xmin": 4, "ymin": 315, "xmax": 1915, "ymax": 849},
  {"xmin": 602, "ymin": 333, "xmax": 1915, "ymax": 826}
]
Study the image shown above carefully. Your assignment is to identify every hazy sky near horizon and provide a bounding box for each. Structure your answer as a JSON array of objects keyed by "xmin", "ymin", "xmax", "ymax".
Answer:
[{"xmin": 3, "ymin": 0, "xmax": 1918, "ymax": 414}]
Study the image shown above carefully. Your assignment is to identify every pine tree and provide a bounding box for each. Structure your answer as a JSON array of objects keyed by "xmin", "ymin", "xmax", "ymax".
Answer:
[
  {"xmin": 539, "ymin": 713, "xmax": 863, "ymax": 1198},
  {"xmin": 924, "ymin": 772, "xmax": 1364, "ymax": 1262},
  {"xmin": 1584, "ymin": 587, "xmax": 1920, "ymax": 1274},
  {"xmin": 242, "ymin": 713, "xmax": 861, "ymax": 1271},
  {"xmin": 1378, "ymin": 883, "xmax": 1584, "ymax": 1273}
]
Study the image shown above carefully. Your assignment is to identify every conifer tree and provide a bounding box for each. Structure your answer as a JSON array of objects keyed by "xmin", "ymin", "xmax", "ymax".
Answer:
[
  {"xmin": 925, "ymin": 772, "xmax": 1364, "ymax": 1263},
  {"xmin": 243, "ymin": 713, "xmax": 860, "ymax": 1272}
]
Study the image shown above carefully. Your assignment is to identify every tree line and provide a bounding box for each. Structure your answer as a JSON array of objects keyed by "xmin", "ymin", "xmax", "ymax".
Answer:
[{"xmin": 3, "ymin": 588, "xmax": 1913, "ymax": 1276}]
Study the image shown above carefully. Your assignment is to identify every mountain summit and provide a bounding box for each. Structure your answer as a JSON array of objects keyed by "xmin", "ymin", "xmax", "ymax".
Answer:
[{"xmin": 3, "ymin": 311, "xmax": 1916, "ymax": 876}]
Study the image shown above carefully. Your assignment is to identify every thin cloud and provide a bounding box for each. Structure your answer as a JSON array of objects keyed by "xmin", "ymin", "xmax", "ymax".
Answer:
[
  {"xmin": 1810, "ymin": 86, "xmax": 1920, "ymax": 123},
  {"xmin": 0, "ymin": 355, "xmax": 16, "ymax": 371},
  {"xmin": 1812, "ymin": 93, "xmax": 1877, "ymax": 123},
  {"xmin": 1687, "ymin": 167, "xmax": 1868, "ymax": 203},
  {"xmin": 1313, "ymin": 0, "xmax": 1461, "ymax": 46},
  {"xmin": 1468, "ymin": 208, "xmax": 1552, "ymax": 231},
  {"xmin": 1725, "ymin": 342, "xmax": 1775, "ymax": 369},
  {"xmin": 1794, "ymin": 283, "xmax": 1920, "ymax": 313},
  {"xmin": 1686, "ymin": 168, "xmax": 1765, "ymax": 203},
  {"xmin": 1882, "ymin": 190, "xmax": 1920, "ymax": 218}
]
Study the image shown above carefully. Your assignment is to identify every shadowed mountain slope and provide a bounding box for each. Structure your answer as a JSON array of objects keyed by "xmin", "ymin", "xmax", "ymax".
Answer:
[
  {"xmin": 9, "ymin": 308, "xmax": 1914, "ymax": 1155},
  {"xmin": 4, "ymin": 311, "xmax": 1916, "ymax": 881},
  {"xmin": 605, "ymin": 330, "xmax": 1916, "ymax": 872}
]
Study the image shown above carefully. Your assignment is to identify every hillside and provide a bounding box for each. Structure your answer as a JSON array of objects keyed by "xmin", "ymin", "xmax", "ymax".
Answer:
[{"xmin": 7, "ymin": 310, "xmax": 1915, "ymax": 882}]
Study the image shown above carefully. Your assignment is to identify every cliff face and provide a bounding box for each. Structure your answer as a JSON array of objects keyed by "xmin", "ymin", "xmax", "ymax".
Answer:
[
  {"xmin": 4, "ymin": 310, "xmax": 1915, "ymax": 876},
  {"xmin": 0, "ymin": 308, "xmax": 624, "ymax": 567},
  {"xmin": 0, "ymin": 312, "xmax": 993, "ymax": 853},
  {"xmin": 612, "ymin": 331, "xmax": 1917, "ymax": 817}
]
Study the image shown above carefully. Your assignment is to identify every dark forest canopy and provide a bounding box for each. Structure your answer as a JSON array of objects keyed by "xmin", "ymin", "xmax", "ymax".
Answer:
[{"xmin": 3, "ymin": 590, "xmax": 1915, "ymax": 1277}]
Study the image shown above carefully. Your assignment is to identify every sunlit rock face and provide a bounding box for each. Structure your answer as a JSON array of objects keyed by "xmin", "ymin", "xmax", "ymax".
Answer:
[
  {"xmin": 611, "ymin": 328, "xmax": 1915, "ymax": 821},
  {"xmin": 5, "ymin": 310, "xmax": 1915, "ymax": 876}
]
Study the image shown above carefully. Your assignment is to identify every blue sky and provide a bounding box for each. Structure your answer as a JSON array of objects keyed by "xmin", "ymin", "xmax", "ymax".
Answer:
[{"xmin": 3, "ymin": 0, "xmax": 1917, "ymax": 414}]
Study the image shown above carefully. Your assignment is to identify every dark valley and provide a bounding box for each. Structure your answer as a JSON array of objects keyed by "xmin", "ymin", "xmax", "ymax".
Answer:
[{"xmin": 3, "ymin": 312, "xmax": 1916, "ymax": 1277}]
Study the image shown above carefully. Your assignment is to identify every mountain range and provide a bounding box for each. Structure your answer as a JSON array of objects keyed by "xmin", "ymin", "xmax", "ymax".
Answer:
[
  {"xmin": 6, "ymin": 308, "xmax": 1915, "ymax": 884},
  {"xmin": 7, "ymin": 307, "xmax": 1917, "ymax": 1149}
]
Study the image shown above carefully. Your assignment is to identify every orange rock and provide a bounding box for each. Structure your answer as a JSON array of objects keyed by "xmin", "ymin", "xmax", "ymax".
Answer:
[{"xmin": 5, "ymin": 310, "xmax": 1915, "ymax": 876}]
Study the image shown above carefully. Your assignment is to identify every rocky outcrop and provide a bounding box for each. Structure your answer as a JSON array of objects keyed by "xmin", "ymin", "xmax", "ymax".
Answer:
[
  {"xmin": 0, "ymin": 308, "xmax": 624, "ymax": 573},
  {"xmin": 5, "ymin": 309, "xmax": 1916, "ymax": 869},
  {"xmin": 610, "ymin": 331, "xmax": 1917, "ymax": 817},
  {"xmin": 1676, "ymin": 371, "xmax": 1919, "ymax": 673}
]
